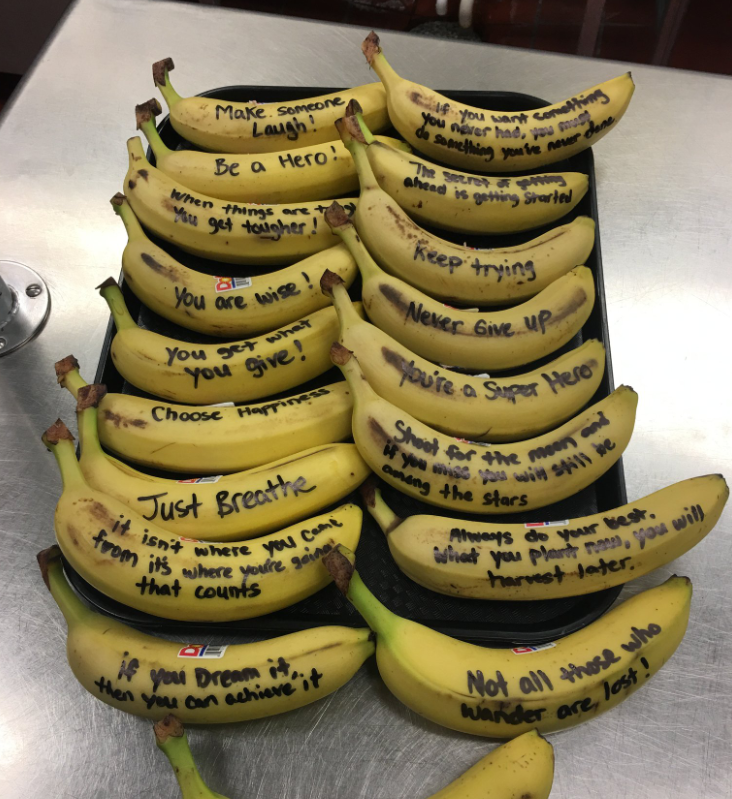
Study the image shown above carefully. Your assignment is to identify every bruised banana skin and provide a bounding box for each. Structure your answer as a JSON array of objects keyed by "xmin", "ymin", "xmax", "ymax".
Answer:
[
  {"xmin": 340, "ymin": 116, "xmax": 595, "ymax": 306},
  {"xmin": 124, "ymin": 137, "xmax": 357, "ymax": 265},
  {"xmin": 356, "ymin": 111, "xmax": 586, "ymax": 235},
  {"xmin": 40, "ymin": 545, "xmax": 374, "ymax": 721},
  {"xmin": 153, "ymin": 57, "xmax": 389, "ymax": 154},
  {"xmin": 323, "ymin": 273, "xmax": 606, "ymax": 442},
  {"xmin": 326, "ymin": 545, "xmax": 691, "ymax": 738},
  {"xmin": 114, "ymin": 193, "xmax": 357, "ymax": 338},
  {"xmin": 327, "ymin": 203, "xmax": 595, "ymax": 370},
  {"xmin": 138, "ymin": 98, "xmax": 409, "ymax": 204},
  {"xmin": 362, "ymin": 31, "xmax": 634, "ymax": 172},
  {"xmin": 45, "ymin": 425, "xmax": 364, "ymax": 622},
  {"xmin": 100, "ymin": 279, "xmax": 363, "ymax": 404},
  {"xmin": 331, "ymin": 343, "xmax": 636, "ymax": 514},
  {"xmin": 366, "ymin": 477, "xmax": 729, "ymax": 600},
  {"xmin": 56, "ymin": 356, "xmax": 354, "ymax": 475},
  {"xmin": 76, "ymin": 385, "xmax": 370, "ymax": 540}
]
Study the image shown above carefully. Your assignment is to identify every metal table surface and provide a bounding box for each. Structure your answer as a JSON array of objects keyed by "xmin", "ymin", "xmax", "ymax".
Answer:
[{"xmin": 1, "ymin": 0, "xmax": 730, "ymax": 796}]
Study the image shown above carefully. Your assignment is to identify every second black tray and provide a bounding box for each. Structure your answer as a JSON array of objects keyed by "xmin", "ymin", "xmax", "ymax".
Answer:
[{"xmin": 67, "ymin": 84, "xmax": 627, "ymax": 646}]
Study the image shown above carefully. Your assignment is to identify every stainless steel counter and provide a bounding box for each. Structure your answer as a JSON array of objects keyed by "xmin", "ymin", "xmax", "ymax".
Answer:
[{"xmin": 1, "ymin": 1, "xmax": 730, "ymax": 796}]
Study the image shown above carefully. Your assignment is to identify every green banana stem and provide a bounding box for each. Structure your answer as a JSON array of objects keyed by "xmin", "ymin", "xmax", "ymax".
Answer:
[
  {"xmin": 137, "ymin": 115, "xmax": 171, "ymax": 163},
  {"xmin": 55, "ymin": 355, "xmax": 88, "ymax": 399},
  {"xmin": 38, "ymin": 545, "xmax": 95, "ymax": 626},
  {"xmin": 324, "ymin": 273, "xmax": 366, "ymax": 334},
  {"xmin": 76, "ymin": 387, "xmax": 106, "ymax": 461},
  {"xmin": 111, "ymin": 193, "xmax": 147, "ymax": 243},
  {"xmin": 362, "ymin": 484, "xmax": 403, "ymax": 535},
  {"xmin": 43, "ymin": 422, "xmax": 87, "ymax": 491},
  {"xmin": 154, "ymin": 715, "xmax": 231, "ymax": 799},
  {"xmin": 354, "ymin": 111, "xmax": 376, "ymax": 144},
  {"xmin": 362, "ymin": 33, "xmax": 401, "ymax": 94},
  {"xmin": 337, "ymin": 118, "xmax": 379, "ymax": 191},
  {"xmin": 325, "ymin": 545, "xmax": 400, "ymax": 635},
  {"xmin": 98, "ymin": 279, "xmax": 136, "ymax": 332}
]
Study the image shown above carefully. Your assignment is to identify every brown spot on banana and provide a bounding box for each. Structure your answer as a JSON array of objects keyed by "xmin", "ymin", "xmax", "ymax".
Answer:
[{"xmin": 140, "ymin": 253, "xmax": 180, "ymax": 282}]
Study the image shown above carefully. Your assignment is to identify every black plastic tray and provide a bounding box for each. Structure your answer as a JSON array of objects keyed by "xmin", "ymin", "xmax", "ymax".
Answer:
[{"xmin": 67, "ymin": 85, "xmax": 627, "ymax": 646}]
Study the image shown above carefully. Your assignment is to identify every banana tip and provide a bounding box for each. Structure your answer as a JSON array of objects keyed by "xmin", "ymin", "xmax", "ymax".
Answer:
[
  {"xmin": 77, "ymin": 384, "xmax": 108, "ymax": 412},
  {"xmin": 330, "ymin": 342, "xmax": 352, "ymax": 366},
  {"xmin": 110, "ymin": 192, "xmax": 126, "ymax": 208},
  {"xmin": 324, "ymin": 201, "xmax": 351, "ymax": 231},
  {"xmin": 37, "ymin": 545, "xmax": 62, "ymax": 591},
  {"xmin": 344, "ymin": 98, "xmax": 364, "ymax": 117},
  {"xmin": 360, "ymin": 478, "xmax": 377, "ymax": 508},
  {"xmin": 135, "ymin": 98, "xmax": 162, "ymax": 129},
  {"xmin": 96, "ymin": 277, "xmax": 118, "ymax": 292},
  {"xmin": 152, "ymin": 57, "xmax": 174, "ymax": 87},
  {"xmin": 43, "ymin": 419, "xmax": 74, "ymax": 445},
  {"xmin": 55, "ymin": 355, "xmax": 80, "ymax": 382},
  {"xmin": 362, "ymin": 31, "xmax": 380, "ymax": 64},
  {"xmin": 322, "ymin": 547, "xmax": 354, "ymax": 595},
  {"xmin": 154, "ymin": 714, "xmax": 185, "ymax": 743},
  {"xmin": 320, "ymin": 268, "xmax": 345, "ymax": 296}
]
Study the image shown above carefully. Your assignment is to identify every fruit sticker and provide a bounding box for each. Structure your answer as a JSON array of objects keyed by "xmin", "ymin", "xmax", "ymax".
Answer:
[
  {"xmin": 214, "ymin": 276, "xmax": 252, "ymax": 293},
  {"xmin": 177, "ymin": 644, "xmax": 229, "ymax": 659}
]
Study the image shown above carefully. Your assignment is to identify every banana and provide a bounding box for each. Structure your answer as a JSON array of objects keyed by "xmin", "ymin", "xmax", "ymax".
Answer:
[
  {"xmin": 362, "ymin": 31, "xmax": 634, "ymax": 172},
  {"xmin": 154, "ymin": 715, "xmax": 230, "ymax": 799},
  {"xmin": 45, "ymin": 421, "xmax": 364, "ymax": 621},
  {"xmin": 353, "ymin": 104, "xmax": 587, "ymax": 234},
  {"xmin": 321, "ymin": 273, "xmax": 606, "ymax": 442},
  {"xmin": 75, "ymin": 384, "xmax": 370, "ymax": 540},
  {"xmin": 124, "ymin": 137, "xmax": 357, "ymax": 265},
  {"xmin": 325, "ymin": 203, "xmax": 595, "ymax": 370},
  {"xmin": 99, "ymin": 278, "xmax": 363, "ymax": 404},
  {"xmin": 364, "ymin": 476, "xmax": 728, "ymax": 600},
  {"xmin": 155, "ymin": 716, "xmax": 553, "ymax": 799},
  {"xmin": 56, "ymin": 356, "xmax": 354, "ymax": 475},
  {"xmin": 137, "ymin": 98, "xmax": 409, "ymax": 204},
  {"xmin": 153, "ymin": 57, "xmax": 389, "ymax": 154},
  {"xmin": 338, "ymin": 115, "xmax": 595, "ymax": 306},
  {"xmin": 330, "ymin": 343, "xmax": 635, "ymax": 513},
  {"xmin": 112, "ymin": 193, "xmax": 358, "ymax": 338},
  {"xmin": 324, "ymin": 545, "xmax": 691, "ymax": 737},
  {"xmin": 39, "ymin": 544, "xmax": 374, "ymax": 719}
]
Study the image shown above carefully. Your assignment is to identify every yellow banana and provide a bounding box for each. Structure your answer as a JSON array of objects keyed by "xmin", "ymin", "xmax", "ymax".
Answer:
[
  {"xmin": 331, "ymin": 343, "xmax": 635, "ymax": 513},
  {"xmin": 39, "ymin": 544, "xmax": 374, "ymax": 720},
  {"xmin": 100, "ymin": 279, "xmax": 362, "ymax": 404},
  {"xmin": 75, "ymin": 385, "xmax": 370, "ymax": 540},
  {"xmin": 326, "ymin": 202, "xmax": 595, "ymax": 370},
  {"xmin": 113, "ymin": 193, "xmax": 358, "ymax": 337},
  {"xmin": 137, "ymin": 98, "xmax": 409, "ymax": 203},
  {"xmin": 321, "ymin": 273, "xmax": 606, "ymax": 442},
  {"xmin": 45, "ymin": 422, "xmax": 364, "ymax": 621},
  {"xmin": 365, "ymin": 476, "xmax": 728, "ymax": 599},
  {"xmin": 153, "ymin": 57, "xmax": 389, "ymax": 154},
  {"xmin": 124, "ymin": 137, "xmax": 357, "ymax": 265},
  {"xmin": 339, "ymin": 115, "xmax": 595, "ymax": 305},
  {"xmin": 362, "ymin": 31, "xmax": 634, "ymax": 172},
  {"xmin": 325, "ymin": 545, "xmax": 691, "ymax": 737},
  {"xmin": 56, "ymin": 355, "xmax": 354, "ymax": 475},
  {"xmin": 353, "ymin": 104, "xmax": 586, "ymax": 234}
]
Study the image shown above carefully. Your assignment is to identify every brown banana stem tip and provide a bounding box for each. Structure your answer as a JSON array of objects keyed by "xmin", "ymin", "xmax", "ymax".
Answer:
[
  {"xmin": 330, "ymin": 341, "xmax": 352, "ymax": 366},
  {"xmin": 44, "ymin": 419, "xmax": 74, "ymax": 445},
  {"xmin": 361, "ymin": 31, "xmax": 381, "ymax": 65},
  {"xmin": 344, "ymin": 98, "xmax": 364, "ymax": 117},
  {"xmin": 96, "ymin": 277, "xmax": 118, "ymax": 291},
  {"xmin": 152, "ymin": 57, "xmax": 175, "ymax": 87},
  {"xmin": 359, "ymin": 477, "xmax": 378, "ymax": 508},
  {"xmin": 154, "ymin": 714, "xmax": 185, "ymax": 743},
  {"xmin": 324, "ymin": 201, "xmax": 352, "ymax": 230},
  {"xmin": 55, "ymin": 355, "xmax": 80, "ymax": 382},
  {"xmin": 320, "ymin": 268, "xmax": 346, "ymax": 295},
  {"xmin": 344, "ymin": 115, "xmax": 366, "ymax": 144},
  {"xmin": 76, "ymin": 384, "xmax": 108, "ymax": 412},
  {"xmin": 110, "ymin": 192, "xmax": 126, "ymax": 206},
  {"xmin": 37, "ymin": 545, "xmax": 63, "ymax": 591},
  {"xmin": 322, "ymin": 548, "xmax": 354, "ymax": 595},
  {"xmin": 135, "ymin": 98, "xmax": 162, "ymax": 128}
]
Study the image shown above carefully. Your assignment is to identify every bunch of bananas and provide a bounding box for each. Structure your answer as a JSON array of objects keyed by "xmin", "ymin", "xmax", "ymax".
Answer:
[{"xmin": 35, "ymin": 33, "xmax": 727, "ymax": 799}]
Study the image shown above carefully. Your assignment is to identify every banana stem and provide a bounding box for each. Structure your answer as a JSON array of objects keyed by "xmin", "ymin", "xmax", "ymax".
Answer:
[
  {"xmin": 154, "ymin": 62, "xmax": 184, "ymax": 110},
  {"xmin": 332, "ymin": 222, "xmax": 382, "ymax": 283},
  {"xmin": 47, "ymin": 435, "xmax": 87, "ymax": 491},
  {"xmin": 330, "ymin": 343, "xmax": 381, "ymax": 406},
  {"xmin": 339, "ymin": 121, "xmax": 380, "ymax": 192},
  {"xmin": 347, "ymin": 567, "xmax": 400, "ymax": 636},
  {"xmin": 366, "ymin": 487, "xmax": 403, "ymax": 535},
  {"xmin": 329, "ymin": 280, "xmax": 368, "ymax": 336},
  {"xmin": 40, "ymin": 547, "xmax": 95, "ymax": 627},
  {"xmin": 77, "ymin": 404, "xmax": 104, "ymax": 461},
  {"xmin": 111, "ymin": 194, "xmax": 148, "ymax": 243},
  {"xmin": 354, "ymin": 111, "xmax": 376, "ymax": 144},
  {"xmin": 98, "ymin": 279, "xmax": 136, "ymax": 332},
  {"xmin": 155, "ymin": 716, "xmax": 230, "ymax": 799},
  {"xmin": 55, "ymin": 356, "xmax": 88, "ymax": 399},
  {"xmin": 138, "ymin": 116, "xmax": 171, "ymax": 163}
]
